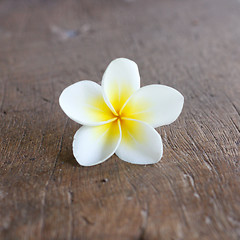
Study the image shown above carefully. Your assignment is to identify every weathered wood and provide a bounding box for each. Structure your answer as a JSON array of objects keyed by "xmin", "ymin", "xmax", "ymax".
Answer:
[{"xmin": 0, "ymin": 0, "xmax": 240, "ymax": 239}]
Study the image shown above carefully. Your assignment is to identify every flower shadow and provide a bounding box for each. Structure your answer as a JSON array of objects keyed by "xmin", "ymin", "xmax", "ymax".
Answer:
[{"xmin": 58, "ymin": 146, "xmax": 79, "ymax": 167}]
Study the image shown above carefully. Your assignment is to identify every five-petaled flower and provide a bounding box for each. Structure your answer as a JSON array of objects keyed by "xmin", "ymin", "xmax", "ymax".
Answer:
[{"xmin": 59, "ymin": 58, "xmax": 184, "ymax": 166}]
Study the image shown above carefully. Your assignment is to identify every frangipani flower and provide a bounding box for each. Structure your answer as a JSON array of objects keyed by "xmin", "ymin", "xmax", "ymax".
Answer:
[{"xmin": 59, "ymin": 58, "xmax": 184, "ymax": 166}]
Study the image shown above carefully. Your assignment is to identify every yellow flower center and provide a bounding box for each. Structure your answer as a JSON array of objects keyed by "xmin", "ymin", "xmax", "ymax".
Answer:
[{"xmin": 111, "ymin": 105, "xmax": 129, "ymax": 123}]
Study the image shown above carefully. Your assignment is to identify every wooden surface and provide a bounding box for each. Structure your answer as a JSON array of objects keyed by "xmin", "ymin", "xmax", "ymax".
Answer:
[{"xmin": 0, "ymin": 0, "xmax": 240, "ymax": 239}]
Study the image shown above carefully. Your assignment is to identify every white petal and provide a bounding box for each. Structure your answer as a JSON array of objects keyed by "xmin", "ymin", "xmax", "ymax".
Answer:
[
  {"xmin": 59, "ymin": 81, "xmax": 116, "ymax": 126},
  {"xmin": 116, "ymin": 119, "xmax": 163, "ymax": 164},
  {"xmin": 121, "ymin": 85, "xmax": 184, "ymax": 128},
  {"xmin": 73, "ymin": 120, "xmax": 121, "ymax": 166},
  {"xmin": 102, "ymin": 58, "xmax": 140, "ymax": 114}
]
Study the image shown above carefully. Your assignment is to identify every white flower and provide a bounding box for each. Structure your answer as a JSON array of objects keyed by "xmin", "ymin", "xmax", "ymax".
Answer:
[{"xmin": 59, "ymin": 58, "xmax": 184, "ymax": 166}]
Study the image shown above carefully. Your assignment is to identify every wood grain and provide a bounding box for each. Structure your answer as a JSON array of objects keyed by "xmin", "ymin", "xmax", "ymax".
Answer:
[{"xmin": 0, "ymin": 0, "xmax": 239, "ymax": 239}]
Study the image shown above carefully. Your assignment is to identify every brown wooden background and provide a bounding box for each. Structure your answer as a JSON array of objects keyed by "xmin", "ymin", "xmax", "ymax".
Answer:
[{"xmin": 0, "ymin": 0, "xmax": 240, "ymax": 239}]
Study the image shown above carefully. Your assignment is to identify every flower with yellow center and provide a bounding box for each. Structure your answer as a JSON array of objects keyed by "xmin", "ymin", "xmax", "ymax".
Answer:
[{"xmin": 59, "ymin": 58, "xmax": 184, "ymax": 166}]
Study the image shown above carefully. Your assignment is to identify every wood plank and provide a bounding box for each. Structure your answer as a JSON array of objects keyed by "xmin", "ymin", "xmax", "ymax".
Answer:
[{"xmin": 0, "ymin": 0, "xmax": 239, "ymax": 239}]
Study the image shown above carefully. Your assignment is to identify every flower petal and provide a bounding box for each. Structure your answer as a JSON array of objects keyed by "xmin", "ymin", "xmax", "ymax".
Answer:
[
  {"xmin": 102, "ymin": 58, "xmax": 140, "ymax": 114},
  {"xmin": 116, "ymin": 119, "xmax": 163, "ymax": 164},
  {"xmin": 59, "ymin": 81, "xmax": 116, "ymax": 126},
  {"xmin": 121, "ymin": 85, "xmax": 184, "ymax": 128},
  {"xmin": 73, "ymin": 120, "xmax": 121, "ymax": 166}
]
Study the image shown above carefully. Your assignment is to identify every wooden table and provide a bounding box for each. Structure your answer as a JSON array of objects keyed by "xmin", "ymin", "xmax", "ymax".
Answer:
[{"xmin": 0, "ymin": 0, "xmax": 239, "ymax": 239}]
